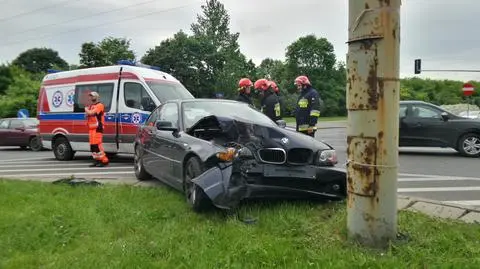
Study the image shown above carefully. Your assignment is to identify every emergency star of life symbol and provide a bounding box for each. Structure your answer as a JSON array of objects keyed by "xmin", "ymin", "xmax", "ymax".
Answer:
[
  {"xmin": 131, "ymin": 113, "xmax": 142, "ymax": 124},
  {"xmin": 52, "ymin": 91, "xmax": 63, "ymax": 108},
  {"xmin": 66, "ymin": 90, "xmax": 75, "ymax": 106}
]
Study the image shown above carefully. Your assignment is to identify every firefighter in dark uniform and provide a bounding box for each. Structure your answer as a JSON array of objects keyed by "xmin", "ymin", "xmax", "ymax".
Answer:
[
  {"xmin": 254, "ymin": 78, "xmax": 281, "ymax": 122},
  {"xmin": 294, "ymin": 75, "xmax": 323, "ymax": 137},
  {"xmin": 269, "ymin": 80, "xmax": 285, "ymax": 118},
  {"xmin": 236, "ymin": 78, "xmax": 254, "ymax": 106}
]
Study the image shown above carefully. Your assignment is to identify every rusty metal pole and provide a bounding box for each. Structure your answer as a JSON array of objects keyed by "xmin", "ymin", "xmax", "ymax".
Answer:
[{"xmin": 346, "ymin": 0, "xmax": 401, "ymax": 248}]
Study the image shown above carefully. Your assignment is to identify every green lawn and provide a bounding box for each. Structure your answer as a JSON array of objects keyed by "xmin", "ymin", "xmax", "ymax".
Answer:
[
  {"xmin": 0, "ymin": 179, "xmax": 479, "ymax": 269},
  {"xmin": 284, "ymin": 116, "xmax": 346, "ymax": 123}
]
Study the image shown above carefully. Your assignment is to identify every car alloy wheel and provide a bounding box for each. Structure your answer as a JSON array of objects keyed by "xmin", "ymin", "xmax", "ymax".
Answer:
[
  {"xmin": 183, "ymin": 156, "xmax": 211, "ymax": 212},
  {"xmin": 134, "ymin": 146, "xmax": 150, "ymax": 181},
  {"xmin": 29, "ymin": 136, "xmax": 42, "ymax": 151},
  {"xmin": 134, "ymin": 147, "xmax": 141, "ymax": 174},
  {"xmin": 462, "ymin": 135, "xmax": 480, "ymax": 156}
]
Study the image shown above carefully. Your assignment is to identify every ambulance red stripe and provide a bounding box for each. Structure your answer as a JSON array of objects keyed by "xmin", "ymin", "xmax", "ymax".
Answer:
[{"xmin": 42, "ymin": 72, "xmax": 139, "ymax": 86}]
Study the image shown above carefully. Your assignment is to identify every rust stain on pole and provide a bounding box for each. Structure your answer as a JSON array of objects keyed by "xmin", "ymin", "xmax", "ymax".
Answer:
[{"xmin": 346, "ymin": 0, "xmax": 401, "ymax": 248}]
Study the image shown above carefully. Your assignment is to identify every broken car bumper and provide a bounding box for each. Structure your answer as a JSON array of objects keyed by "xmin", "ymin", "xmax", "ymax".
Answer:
[{"xmin": 192, "ymin": 163, "xmax": 347, "ymax": 210}]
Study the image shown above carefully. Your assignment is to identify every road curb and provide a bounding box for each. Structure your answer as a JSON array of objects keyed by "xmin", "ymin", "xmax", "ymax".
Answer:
[
  {"xmin": 397, "ymin": 195, "xmax": 480, "ymax": 224},
  {"xmin": 2, "ymin": 177, "xmax": 478, "ymax": 224}
]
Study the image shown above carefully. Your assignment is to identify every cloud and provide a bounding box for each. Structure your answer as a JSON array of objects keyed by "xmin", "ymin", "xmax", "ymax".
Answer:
[{"xmin": 0, "ymin": 0, "xmax": 479, "ymax": 81}]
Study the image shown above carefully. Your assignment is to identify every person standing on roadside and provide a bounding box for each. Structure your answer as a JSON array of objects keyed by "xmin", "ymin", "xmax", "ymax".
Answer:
[
  {"xmin": 254, "ymin": 78, "xmax": 282, "ymax": 122},
  {"xmin": 236, "ymin": 78, "xmax": 254, "ymax": 106},
  {"xmin": 84, "ymin": 91, "xmax": 109, "ymax": 167},
  {"xmin": 269, "ymin": 80, "xmax": 285, "ymax": 118},
  {"xmin": 294, "ymin": 75, "xmax": 323, "ymax": 137}
]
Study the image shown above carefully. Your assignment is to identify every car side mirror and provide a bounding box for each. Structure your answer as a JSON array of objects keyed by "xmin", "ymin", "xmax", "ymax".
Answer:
[
  {"xmin": 156, "ymin": 120, "xmax": 178, "ymax": 131},
  {"xmin": 276, "ymin": 119, "xmax": 286, "ymax": 128},
  {"xmin": 441, "ymin": 112, "xmax": 449, "ymax": 121}
]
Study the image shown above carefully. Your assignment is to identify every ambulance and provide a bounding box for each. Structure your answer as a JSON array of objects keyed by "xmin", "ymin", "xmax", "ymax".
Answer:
[{"xmin": 37, "ymin": 60, "xmax": 194, "ymax": 161}]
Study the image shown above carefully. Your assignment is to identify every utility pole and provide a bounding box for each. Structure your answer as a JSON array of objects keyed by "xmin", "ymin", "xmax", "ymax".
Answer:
[{"xmin": 346, "ymin": 0, "xmax": 401, "ymax": 248}]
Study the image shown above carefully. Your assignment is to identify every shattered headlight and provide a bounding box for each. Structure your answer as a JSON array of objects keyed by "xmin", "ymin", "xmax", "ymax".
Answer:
[
  {"xmin": 317, "ymin": 149, "xmax": 338, "ymax": 165},
  {"xmin": 216, "ymin": 147, "xmax": 253, "ymax": 162}
]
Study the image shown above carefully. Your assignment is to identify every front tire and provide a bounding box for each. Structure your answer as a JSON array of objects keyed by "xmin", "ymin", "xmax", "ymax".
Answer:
[
  {"xmin": 53, "ymin": 137, "xmax": 74, "ymax": 161},
  {"xmin": 457, "ymin": 133, "xmax": 480, "ymax": 157},
  {"xmin": 134, "ymin": 146, "xmax": 151, "ymax": 180},
  {"xmin": 184, "ymin": 156, "xmax": 212, "ymax": 212}
]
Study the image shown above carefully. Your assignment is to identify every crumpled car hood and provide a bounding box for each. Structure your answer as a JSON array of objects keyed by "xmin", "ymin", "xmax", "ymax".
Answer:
[{"xmin": 188, "ymin": 115, "xmax": 332, "ymax": 151}]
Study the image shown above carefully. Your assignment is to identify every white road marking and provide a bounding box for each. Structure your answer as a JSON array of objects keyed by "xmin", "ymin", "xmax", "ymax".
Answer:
[
  {"xmin": 0, "ymin": 166, "xmax": 132, "ymax": 172},
  {"xmin": 398, "ymin": 186, "xmax": 480, "ymax": 192},
  {"xmin": 447, "ymin": 200, "xmax": 480, "ymax": 206},
  {"xmin": 398, "ymin": 177, "xmax": 480, "ymax": 182},
  {"xmin": 0, "ymin": 171, "xmax": 135, "ymax": 177},
  {"xmin": 0, "ymin": 163, "xmax": 104, "ymax": 168}
]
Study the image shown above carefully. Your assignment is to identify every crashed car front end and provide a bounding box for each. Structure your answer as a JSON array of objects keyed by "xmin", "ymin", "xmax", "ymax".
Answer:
[{"xmin": 192, "ymin": 143, "xmax": 347, "ymax": 210}]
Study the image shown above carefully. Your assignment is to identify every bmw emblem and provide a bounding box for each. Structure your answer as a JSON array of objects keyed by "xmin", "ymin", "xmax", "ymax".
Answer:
[{"xmin": 281, "ymin": 137, "xmax": 289, "ymax": 144}]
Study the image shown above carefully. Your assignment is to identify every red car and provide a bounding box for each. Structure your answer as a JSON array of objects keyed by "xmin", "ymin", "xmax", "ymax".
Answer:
[{"xmin": 0, "ymin": 118, "xmax": 43, "ymax": 151}]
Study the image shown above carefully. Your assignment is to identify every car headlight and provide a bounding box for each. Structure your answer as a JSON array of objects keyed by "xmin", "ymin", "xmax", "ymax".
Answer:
[
  {"xmin": 216, "ymin": 146, "xmax": 253, "ymax": 162},
  {"xmin": 318, "ymin": 149, "xmax": 337, "ymax": 165}
]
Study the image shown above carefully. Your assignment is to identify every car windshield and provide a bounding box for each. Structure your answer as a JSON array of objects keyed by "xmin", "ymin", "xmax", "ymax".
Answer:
[
  {"xmin": 182, "ymin": 101, "xmax": 276, "ymax": 130},
  {"xmin": 146, "ymin": 81, "xmax": 194, "ymax": 103}
]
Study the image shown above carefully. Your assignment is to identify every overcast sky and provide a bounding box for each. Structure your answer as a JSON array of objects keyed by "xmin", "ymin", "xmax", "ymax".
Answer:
[{"xmin": 0, "ymin": 0, "xmax": 479, "ymax": 82}]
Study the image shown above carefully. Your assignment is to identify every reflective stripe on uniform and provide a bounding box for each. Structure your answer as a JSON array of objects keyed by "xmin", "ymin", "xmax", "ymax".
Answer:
[
  {"xmin": 298, "ymin": 98, "xmax": 308, "ymax": 108},
  {"xmin": 298, "ymin": 124, "xmax": 309, "ymax": 131},
  {"xmin": 310, "ymin": 110, "xmax": 320, "ymax": 117}
]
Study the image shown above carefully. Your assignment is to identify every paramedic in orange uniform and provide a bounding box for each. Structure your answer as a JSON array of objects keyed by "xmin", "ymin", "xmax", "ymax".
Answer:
[{"xmin": 84, "ymin": 91, "xmax": 109, "ymax": 167}]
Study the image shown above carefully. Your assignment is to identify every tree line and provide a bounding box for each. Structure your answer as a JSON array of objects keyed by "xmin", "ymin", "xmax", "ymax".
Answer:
[{"xmin": 0, "ymin": 0, "xmax": 478, "ymax": 119}]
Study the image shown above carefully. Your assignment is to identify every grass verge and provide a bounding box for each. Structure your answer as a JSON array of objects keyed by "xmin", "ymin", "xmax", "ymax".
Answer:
[
  {"xmin": 284, "ymin": 116, "xmax": 346, "ymax": 123},
  {"xmin": 0, "ymin": 179, "xmax": 479, "ymax": 268}
]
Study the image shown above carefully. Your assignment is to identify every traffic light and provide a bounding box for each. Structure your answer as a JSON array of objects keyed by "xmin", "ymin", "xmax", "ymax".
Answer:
[{"xmin": 414, "ymin": 59, "xmax": 421, "ymax": 74}]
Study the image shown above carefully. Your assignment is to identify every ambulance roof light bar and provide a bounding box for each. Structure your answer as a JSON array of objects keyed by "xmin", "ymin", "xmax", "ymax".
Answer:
[
  {"xmin": 117, "ymin": 60, "xmax": 161, "ymax": 71},
  {"xmin": 47, "ymin": 69, "xmax": 62, "ymax": 73}
]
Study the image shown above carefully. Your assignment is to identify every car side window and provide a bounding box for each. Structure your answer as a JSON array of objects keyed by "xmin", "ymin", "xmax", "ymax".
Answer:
[
  {"xmin": 158, "ymin": 103, "xmax": 178, "ymax": 128},
  {"xmin": 411, "ymin": 105, "xmax": 441, "ymax": 118},
  {"xmin": 124, "ymin": 82, "xmax": 156, "ymax": 112},
  {"xmin": 10, "ymin": 120, "xmax": 24, "ymax": 129},
  {"xmin": 145, "ymin": 107, "xmax": 160, "ymax": 127},
  {"xmin": 0, "ymin": 120, "xmax": 9, "ymax": 129}
]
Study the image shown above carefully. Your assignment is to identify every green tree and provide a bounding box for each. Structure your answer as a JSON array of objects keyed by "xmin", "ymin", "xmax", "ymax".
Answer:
[
  {"xmin": 0, "ymin": 64, "xmax": 13, "ymax": 95},
  {"xmin": 0, "ymin": 66, "xmax": 41, "ymax": 118},
  {"xmin": 79, "ymin": 37, "xmax": 135, "ymax": 68},
  {"xmin": 142, "ymin": 31, "xmax": 209, "ymax": 97},
  {"xmin": 284, "ymin": 35, "xmax": 345, "ymax": 116},
  {"xmin": 190, "ymin": 0, "xmax": 250, "ymax": 98},
  {"xmin": 11, "ymin": 48, "xmax": 68, "ymax": 73}
]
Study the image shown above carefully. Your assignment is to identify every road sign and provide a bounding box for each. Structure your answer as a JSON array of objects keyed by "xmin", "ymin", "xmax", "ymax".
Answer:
[
  {"xmin": 463, "ymin": 83, "xmax": 475, "ymax": 96},
  {"xmin": 17, "ymin": 109, "xmax": 29, "ymax": 119}
]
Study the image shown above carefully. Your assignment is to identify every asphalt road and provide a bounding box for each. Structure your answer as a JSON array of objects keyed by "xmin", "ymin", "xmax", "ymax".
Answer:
[{"xmin": 0, "ymin": 127, "xmax": 479, "ymax": 208}]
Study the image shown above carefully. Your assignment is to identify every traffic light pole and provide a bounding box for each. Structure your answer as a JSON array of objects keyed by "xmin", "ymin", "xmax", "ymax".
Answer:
[{"xmin": 346, "ymin": 0, "xmax": 401, "ymax": 248}]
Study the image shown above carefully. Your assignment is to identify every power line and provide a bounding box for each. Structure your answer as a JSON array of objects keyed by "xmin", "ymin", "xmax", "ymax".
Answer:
[
  {"xmin": 0, "ymin": 0, "xmax": 82, "ymax": 23},
  {"xmin": 5, "ymin": 0, "xmax": 159, "ymax": 39},
  {"xmin": 0, "ymin": 3, "xmax": 199, "ymax": 48}
]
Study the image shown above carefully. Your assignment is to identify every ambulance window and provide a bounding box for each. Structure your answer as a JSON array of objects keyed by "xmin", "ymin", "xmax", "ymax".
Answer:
[
  {"xmin": 124, "ymin": 82, "xmax": 156, "ymax": 112},
  {"xmin": 74, "ymin": 83, "xmax": 114, "ymax": 113},
  {"xmin": 146, "ymin": 81, "xmax": 194, "ymax": 103}
]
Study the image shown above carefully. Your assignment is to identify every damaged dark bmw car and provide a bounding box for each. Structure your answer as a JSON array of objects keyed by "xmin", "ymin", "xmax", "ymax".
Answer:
[{"xmin": 133, "ymin": 99, "xmax": 347, "ymax": 212}]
